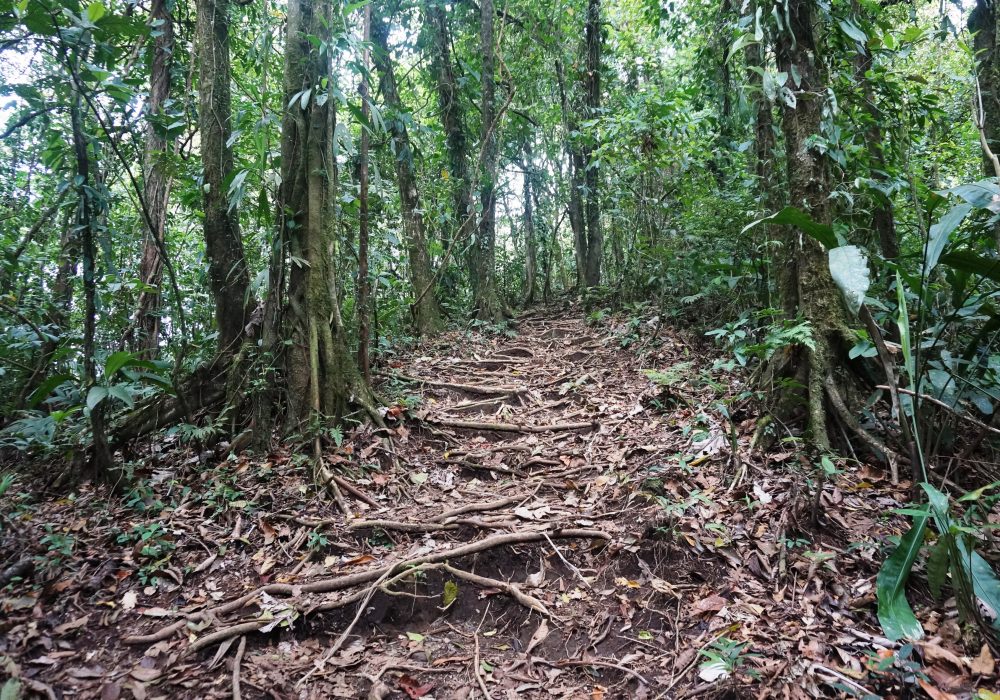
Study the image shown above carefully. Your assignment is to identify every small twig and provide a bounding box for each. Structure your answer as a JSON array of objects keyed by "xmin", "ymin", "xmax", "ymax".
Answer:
[
  {"xmin": 543, "ymin": 533, "xmax": 592, "ymax": 590},
  {"xmin": 473, "ymin": 603, "xmax": 493, "ymax": 700},
  {"xmin": 876, "ymin": 385, "xmax": 1000, "ymax": 437},
  {"xmin": 547, "ymin": 658, "xmax": 649, "ymax": 687},
  {"xmin": 231, "ymin": 636, "xmax": 246, "ymax": 700}
]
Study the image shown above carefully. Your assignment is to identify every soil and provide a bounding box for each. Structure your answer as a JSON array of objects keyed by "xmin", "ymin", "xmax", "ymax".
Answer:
[{"xmin": 1, "ymin": 304, "xmax": 995, "ymax": 699}]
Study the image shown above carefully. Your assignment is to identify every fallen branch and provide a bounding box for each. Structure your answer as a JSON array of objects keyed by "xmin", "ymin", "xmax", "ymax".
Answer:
[
  {"xmin": 348, "ymin": 519, "xmax": 458, "ymax": 533},
  {"xmin": 432, "ymin": 496, "xmax": 523, "ymax": 522},
  {"xmin": 428, "ymin": 417, "xmax": 596, "ymax": 434},
  {"xmin": 876, "ymin": 385, "xmax": 1000, "ymax": 438},
  {"xmin": 539, "ymin": 659, "xmax": 649, "ymax": 687},
  {"xmin": 232, "ymin": 636, "xmax": 246, "ymax": 700},
  {"xmin": 440, "ymin": 562, "xmax": 548, "ymax": 616},
  {"xmin": 124, "ymin": 528, "xmax": 610, "ymax": 646},
  {"xmin": 378, "ymin": 371, "xmax": 525, "ymax": 396}
]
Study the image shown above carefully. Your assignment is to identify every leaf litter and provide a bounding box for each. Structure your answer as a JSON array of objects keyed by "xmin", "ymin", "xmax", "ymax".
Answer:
[{"xmin": 1, "ymin": 304, "xmax": 997, "ymax": 699}]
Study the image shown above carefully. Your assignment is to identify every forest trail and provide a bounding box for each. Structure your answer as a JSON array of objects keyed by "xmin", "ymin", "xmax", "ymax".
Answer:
[{"xmin": 2, "ymin": 307, "xmax": 918, "ymax": 699}]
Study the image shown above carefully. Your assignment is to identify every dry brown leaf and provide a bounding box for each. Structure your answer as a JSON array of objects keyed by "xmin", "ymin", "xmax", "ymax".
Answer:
[
  {"xmin": 53, "ymin": 614, "xmax": 90, "ymax": 635},
  {"xmin": 971, "ymin": 644, "xmax": 996, "ymax": 677},
  {"xmin": 918, "ymin": 679, "xmax": 959, "ymax": 700}
]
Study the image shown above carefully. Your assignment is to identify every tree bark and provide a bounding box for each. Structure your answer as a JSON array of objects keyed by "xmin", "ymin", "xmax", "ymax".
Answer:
[
  {"xmin": 555, "ymin": 59, "xmax": 587, "ymax": 288},
  {"xmin": 581, "ymin": 0, "xmax": 602, "ymax": 288},
  {"xmin": 196, "ymin": 0, "xmax": 251, "ymax": 356},
  {"xmin": 971, "ymin": 1, "xmax": 999, "ymax": 175},
  {"xmin": 470, "ymin": 0, "xmax": 506, "ymax": 321},
  {"xmin": 371, "ymin": 13, "xmax": 444, "ymax": 335},
  {"xmin": 357, "ymin": 4, "xmax": 372, "ymax": 383},
  {"xmin": 522, "ymin": 148, "xmax": 537, "ymax": 306},
  {"xmin": 772, "ymin": 0, "xmax": 853, "ymax": 451},
  {"xmin": 280, "ymin": 0, "xmax": 375, "ymax": 428},
  {"xmin": 71, "ymin": 81, "xmax": 114, "ymax": 478},
  {"xmin": 133, "ymin": 0, "xmax": 175, "ymax": 359},
  {"xmin": 425, "ymin": 0, "xmax": 470, "ymax": 296}
]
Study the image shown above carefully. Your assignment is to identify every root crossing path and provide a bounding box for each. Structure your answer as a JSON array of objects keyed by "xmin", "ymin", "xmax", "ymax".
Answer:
[{"xmin": 5, "ymin": 307, "xmax": 909, "ymax": 699}]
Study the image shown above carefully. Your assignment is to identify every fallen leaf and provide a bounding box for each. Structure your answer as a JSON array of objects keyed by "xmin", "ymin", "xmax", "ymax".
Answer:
[
  {"xmin": 918, "ymin": 679, "xmax": 959, "ymax": 700},
  {"xmin": 971, "ymin": 644, "xmax": 995, "ymax": 677},
  {"xmin": 53, "ymin": 615, "xmax": 90, "ymax": 635},
  {"xmin": 692, "ymin": 594, "xmax": 727, "ymax": 616},
  {"xmin": 121, "ymin": 590, "xmax": 138, "ymax": 611},
  {"xmin": 130, "ymin": 667, "xmax": 162, "ymax": 682},
  {"xmin": 525, "ymin": 620, "xmax": 549, "ymax": 656},
  {"xmin": 397, "ymin": 674, "xmax": 433, "ymax": 698}
]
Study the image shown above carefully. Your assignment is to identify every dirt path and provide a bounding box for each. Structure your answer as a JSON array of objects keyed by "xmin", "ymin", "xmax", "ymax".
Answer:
[{"xmin": 1, "ymin": 306, "xmax": 926, "ymax": 699}]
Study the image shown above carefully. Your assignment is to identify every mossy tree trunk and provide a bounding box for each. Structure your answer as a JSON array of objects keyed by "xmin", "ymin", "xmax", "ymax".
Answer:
[
  {"xmin": 771, "ymin": 0, "xmax": 854, "ymax": 451},
  {"xmin": 133, "ymin": 0, "xmax": 174, "ymax": 359},
  {"xmin": 280, "ymin": 0, "xmax": 376, "ymax": 429},
  {"xmin": 196, "ymin": 0, "xmax": 251, "ymax": 357},
  {"xmin": 581, "ymin": 0, "xmax": 603, "ymax": 288},
  {"xmin": 425, "ymin": 0, "xmax": 470, "ymax": 298},
  {"xmin": 470, "ymin": 0, "xmax": 506, "ymax": 322},
  {"xmin": 371, "ymin": 14, "xmax": 444, "ymax": 336}
]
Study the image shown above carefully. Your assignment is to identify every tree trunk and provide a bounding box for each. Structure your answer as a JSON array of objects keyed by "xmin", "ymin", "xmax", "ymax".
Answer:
[
  {"xmin": 971, "ymin": 0, "xmax": 999, "ymax": 173},
  {"xmin": 470, "ymin": 0, "xmax": 506, "ymax": 321},
  {"xmin": 582, "ymin": 0, "xmax": 602, "ymax": 288},
  {"xmin": 371, "ymin": 14, "xmax": 444, "ymax": 335},
  {"xmin": 133, "ymin": 0, "xmax": 174, "ymax": 359},
  {"xmin": 555, "ymin": 59, "xmax": 587, "ymax": 288},
  {"xmin": 523, "ymin": 151, "xmax": 537, "ymax": 306},
  {"xmin": 771, "ymin": 0, "xmax": 853, "ymax": 451},
  {"xmin": 71, "ymin": 83, "xmax": 114, "ymax": 478},
  {"xmin": 196, "ymin": 0, "xmax": 251, "ymax": 356},
  {"xmin": 425, "ymin": 0, "xmax": 469, "ymax": 296},
  {"xmin": 280, "ymin": 0, "xmax": 375, "ymax": 428},
  {"xmin": 357, "ymin": 4, "xmax": 372, "ymax": 383}
]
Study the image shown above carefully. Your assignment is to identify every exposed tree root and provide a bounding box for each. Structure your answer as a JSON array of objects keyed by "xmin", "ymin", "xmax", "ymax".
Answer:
[
  {"xmin": 123, "ymin": 528, "xmax": 609, "ymax": 647},
  {"xmin": 427, "ymin": 417, "xmax": 596, "ymax": 433},
  {"xmin": 378, "ymin": 371, "xmax": 525, "ymax": 396},
  {"xmin": 824, "ymin": 375, "xmax": 902, "ymax": 469}
]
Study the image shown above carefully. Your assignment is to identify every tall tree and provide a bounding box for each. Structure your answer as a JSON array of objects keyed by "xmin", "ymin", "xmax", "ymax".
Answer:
[
  {"xmin": 470, "ymin": 0, "xmax": 506, "ymax": 321},
  {"xmin": 196, "ymin": 0, "xmax": 251, "ymax": 356},
  {"xmin": 132, "ymin": 0, "xmax": 175, "ymax": 359},
  {"xmin": 971, "ymin": 0, "xmax": 999, "ymax": 173},
  {"xmin": 770, "ymin": 0, "xmax": 852, "ymax": 450},
  {"xmin": 71, "ymin": 78, "xmax": 114, "ymax": 477},
  {"xmin": 522, "ymin": 145, "xmax": 537, "ymax": 305},
  {"xmin": 555, "ymin": 57, "xmax": 587, "ymax": 288},
  {"xmin": 357, "ymin": 4, "xmax": 372, "ymax": 383},
  {"xmin": 371, "ymin": 13, "xmax": 444, "ymax": 336},
  {"xmin": 425, "ymin": 0, "xmax": 473, "ymax": 293},
  {"xmin": 581, "ymin": 0, "xmax": 602, "ymax": 287},
  {"xmin": 280, "ymin": 0, "xmax": 375, "ymax": 427}
]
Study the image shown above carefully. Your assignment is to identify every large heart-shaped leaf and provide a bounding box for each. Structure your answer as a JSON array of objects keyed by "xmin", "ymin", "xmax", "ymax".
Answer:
[{"xmin": 828, "ymin": 245, "xmax": 870, "ymax": 317}]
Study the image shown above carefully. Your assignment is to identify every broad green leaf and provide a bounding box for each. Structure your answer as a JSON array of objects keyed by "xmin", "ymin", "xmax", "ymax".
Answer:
[
  {"xmin": 85, "ymin": 2, "xmax": 106, "ymax": 23},
  {"xmin": 895, "ymin": 273, "xmax": 914, "ymax": 387},
  {"xmin": 828, "ymin": 245, "xmax": 870, "ymax": 317},
  {"xmin": 956, "ymin": 539, "xmax": 1000, "ymax": 633},
  {"xmin": 945, "ymin": 179, "xmax": 1000, "ymax": 211},
  {"xmin": 104, "ymin": 350, "xmax": 135, "ymax": 378},
  {"xmin": 86, "ymin": 386, "xmax": 108, "ymax": 411},
  {"xmin": 925, "ymin": 203, "xmax": 972, "ymax": 275},
  {"xmin": 927, "ymin": 534, "xmax": 951, "ymax": 599},
  {"xmin": 442, "ymin": 580, "xmax": 458, "ymax": 608},
  {"xmin": 876, "ymin": 517, "xmax": 927, "ymax": 641},
  {"xmin": 939, "ymin": 250, "xmax": 1000, "ymax": 285},
  {"xmin": 26, "ymin": 373, "xmax": 74, "ymax": 409},
  {"xmin": 1, "ymin": 678, "xmax": 22, "ymax": 700},
  {"xmin": 741, "ymin": 206, "xmax": 837, "ymax": 249},
  {"xmin": 838, "ymin": 19, "xmax": 867, "ymax": 44},
  {"xmin": 108, "ymin": 384, "xmax": 134, "ymax": 408}
]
